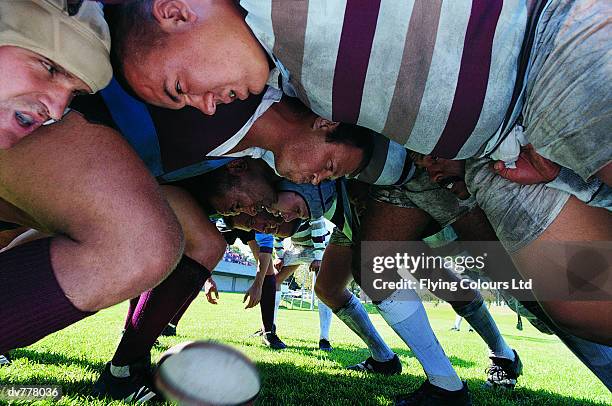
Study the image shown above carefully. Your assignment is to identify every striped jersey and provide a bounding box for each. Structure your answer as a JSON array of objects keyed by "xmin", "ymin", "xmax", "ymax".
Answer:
[
  {"xmin": 241, "ymin": 0, "xmax": 528, "ymax": 159},
  {"xmin": 351, "ymin": 134, "xmax": 415, "ymax": 186},
  {"xmin": 274, "ymin": 218, "xmax": 328, "ymax": 261}
]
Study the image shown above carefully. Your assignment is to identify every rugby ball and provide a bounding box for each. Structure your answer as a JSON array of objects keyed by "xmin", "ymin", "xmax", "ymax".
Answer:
[{"xmin": 154, "ymin": 341, "xmax": 260, "ymax": 406}]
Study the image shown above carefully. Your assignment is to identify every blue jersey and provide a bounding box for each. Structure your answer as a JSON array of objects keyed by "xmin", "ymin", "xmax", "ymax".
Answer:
[
  {"xmin": 255, "ymin": 233, "xmax": 274, "ymax": 254},
  {"xmin": 71, "ymin": 78, "xmax": 263, "ymax": 182}
]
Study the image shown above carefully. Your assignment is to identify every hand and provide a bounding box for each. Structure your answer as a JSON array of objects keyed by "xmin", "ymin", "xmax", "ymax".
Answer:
[
  {"xmin": 274, "ymin": 258, "xmax": 284, "ymax": 271},
  {"xmin": 243, "ymin": 283, "xmax": 263, "ymax": 309},
  {"xmin": 309, "ymin": 260, "xmax": 322, "ymax": 273},
  {"xmin": 204, "ymin": 277, "xmax": 219, "ymax": 304},
  {"xmin": 492, "ymin": 144, "xmax": 560, "ymax": 185}
]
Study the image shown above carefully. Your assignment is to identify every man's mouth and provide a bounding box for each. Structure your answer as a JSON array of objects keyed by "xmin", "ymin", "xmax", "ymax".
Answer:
[{"xmin": 15, "ymin": 111, "xmax": 37, "ymax": 128}]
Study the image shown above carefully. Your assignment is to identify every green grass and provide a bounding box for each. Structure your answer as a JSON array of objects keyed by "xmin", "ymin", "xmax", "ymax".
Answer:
[{"xmin": 1, "ymin": 292, "xmax": 610, "ymax": 405}]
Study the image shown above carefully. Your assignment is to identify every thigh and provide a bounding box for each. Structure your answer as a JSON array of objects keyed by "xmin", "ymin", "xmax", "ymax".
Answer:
[
  {"xmin": 359, "ymin": 197, "xmax": 433, "ymax": 242},
  {"xmin": 317, "ymin": 243, "xmax": 354, "ymax": 309},
  {"xmin": 0, "ymin": 112, "xmax": 174, "ymax": 240},
  {"xmin": 513, "ymin": 196, "xmax": 612, "ymax": 344},
  {"xmin": 356, "ymin": 197, "xmax": 433, "ymax": 300},
  {"xmin": 0, "ymin": 112, "xmax": 183, "ymax": 309}
]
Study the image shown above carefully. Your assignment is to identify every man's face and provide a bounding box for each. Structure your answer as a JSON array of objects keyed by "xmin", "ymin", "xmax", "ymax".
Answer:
[
  {"xmin": 0, "ymin": 46, "xmax": 90, "ymax": 148},
  {"xmin": 230, "ymin": 211, "xmax": 299, "ymax": 238},
  {"xmin": 275, "ymin": 136, "xmax": 364, "ymax": 185},
  {"xmin": 208, "ymin": 171, "xmax": 277, "ymax": 216},
  {"xmin": 123, "ymin": 3, "xmax": 269, "ymax": 115},
  {"xmin": 267, "ymin": 191, "xmax": 309, "ymax": 222},
  {"xmin": 415, "ymin": 155, "xmax": 470, "ymax": 200}
]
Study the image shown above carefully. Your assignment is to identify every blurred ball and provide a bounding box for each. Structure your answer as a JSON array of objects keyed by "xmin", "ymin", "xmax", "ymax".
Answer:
[{"xmin": 155, "ymin": 341, "xmax": 260, "ymax": 406}]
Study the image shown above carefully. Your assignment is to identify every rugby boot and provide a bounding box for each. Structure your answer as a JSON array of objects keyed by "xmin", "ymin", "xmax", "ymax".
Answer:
[
  {"xmin": 395, "ymin": 380, "xmax": 471, "ymax": 406},
  {"xmin": 347, "ymin": 354, "xmax": 402, "ymax": 375},
  {"xmin": 318, "ymin": 339, "xmax": 333, "ymax": 352},
  {"xmin": 92, "ymin": 355, "xmax": 158, "ymax": 403},
  {"xmin": 484, "ymin": 349, "xmax": 523, "ymax": 389}
]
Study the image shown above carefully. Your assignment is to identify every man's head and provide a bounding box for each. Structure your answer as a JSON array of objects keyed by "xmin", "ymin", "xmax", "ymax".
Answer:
[
  {"xmin": 200, "ymin": 158, "xmax": 278, "ymax": 216},
  {"xmin": 267, "ymin": 191, "xmax": 310, "ymax": 222},
  {"xmin": 0, "ymin": 0, "xmax": 112, "ymax": 148},
  {"xmin": 412, "ymin": 153, "xmax": 470, "ymax": 200},
  {"xmin": 107, "ymin": 0, "xmax": 269, "ymax": 115},
  {"xmin": 251, "ymin": 99, "xmax": 371, "ymax": 185},
  {"xmin": 225, "ymin": 211, "xmax": 301, "ymax": 238}
]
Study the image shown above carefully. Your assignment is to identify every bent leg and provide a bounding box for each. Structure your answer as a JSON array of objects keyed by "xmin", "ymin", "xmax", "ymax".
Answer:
[
  {"xmin": 512, "ymin": 197, "xmax": 612, "ymax": 345},
  {"xmin": 320, "ymin": 242, "xmax": 395, "ymax": 362},
  {"xmin": 0, "ymin": 113, "xmax": 184, "ymax": 311},
  {"xmin": 0, "ymin": 114, "xmax": 183, "ymax": 352}
]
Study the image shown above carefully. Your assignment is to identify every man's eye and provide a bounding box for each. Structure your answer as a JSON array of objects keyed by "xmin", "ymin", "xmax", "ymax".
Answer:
[
  {"xmin": 176, "ymin": 81, "xmax": 183, "ymax": 95},
  {"xmin": 42, "ymin": 60, "xmax": 57, "ymax": 75}
]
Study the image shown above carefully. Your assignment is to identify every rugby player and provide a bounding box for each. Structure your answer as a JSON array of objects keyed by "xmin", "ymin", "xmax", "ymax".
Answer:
[
  {"xmin": 272, "ymin": 221, "xmax": 334, "ymax": 351},
  {"xmin": 270, "ymin": 179, "xmax": 511, "ymax": 404},
  {"xmin": 108, "ymin": 0, "xmax": 612, "ymax": 344},
  {"xmin": 0, "ymin": 0, "xmax": 184, "ymax": 356},
  {"xmin": 92, "ymin": 160, "xmax": 280, "ymax": 401}
]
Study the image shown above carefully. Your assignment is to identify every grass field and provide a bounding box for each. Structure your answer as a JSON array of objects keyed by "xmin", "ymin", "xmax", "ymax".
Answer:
[{"xmin": 1, "ymin": 292, "xmax": 610, "ymax": 406}]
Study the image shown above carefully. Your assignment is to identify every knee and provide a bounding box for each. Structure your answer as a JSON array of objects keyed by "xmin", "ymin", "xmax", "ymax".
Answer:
[
  {"xmin": 314, "ymin": 282, "xmax": 343, "ymax": 307},
  {"xmin": 184, "ymin": 231, "xmax": 226, "ymax": 270},
  {"xmin": 78, "ymin": 215, "xmax": 184, "ymax": 311},
  {"xmin": 133, "ymin": 219, "xmax": 185, "ymax": 282}
]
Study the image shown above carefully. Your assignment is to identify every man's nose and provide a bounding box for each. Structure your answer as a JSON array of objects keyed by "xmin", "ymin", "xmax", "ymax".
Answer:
[
  {"xmin": 44, "ymin": 88, "xmax": 72, "ymax": 120},
  {"xmin": 188, "ymin": 95, "xmax": 215, "ymax": 115}
]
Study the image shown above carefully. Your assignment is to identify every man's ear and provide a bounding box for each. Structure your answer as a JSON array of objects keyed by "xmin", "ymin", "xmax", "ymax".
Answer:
[
  {"xmin": 226, "ymin": 158, "xmax": 248, "ymax": 174},
  {"xmin": 312, "ymin": 117, "xmax": 340, "ymax": 132},
  {"xmin": 152, "ymin": 0, "xmax": 198, "ymax": 33}
]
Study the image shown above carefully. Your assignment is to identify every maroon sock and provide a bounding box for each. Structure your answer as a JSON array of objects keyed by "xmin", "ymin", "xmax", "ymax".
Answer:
[
  {"xmin": 0, "ymin": 238, "xmax": 93, "ymax": 353},
  {"xmin": 169, "ymin": 287, "xmax": 200, "ymax": 327},
  {"xmin": 112, "ymin": 256, "xmax": 210, "ymax": 365},
  {"xmin": 123, "ymin": 297, "xmax": 140, "ymax": 330},
  {"xmin": 260, "ymin": 274, "xmax": 276, "ymax": 333}
]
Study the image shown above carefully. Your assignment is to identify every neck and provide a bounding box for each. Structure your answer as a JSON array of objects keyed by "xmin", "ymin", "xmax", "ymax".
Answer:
[{"xmin": 234, "ymin": 102, "xmax": 308, "ymax": 155}]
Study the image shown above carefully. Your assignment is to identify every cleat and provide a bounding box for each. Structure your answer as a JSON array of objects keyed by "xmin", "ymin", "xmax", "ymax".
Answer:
[
  {"xmin": 0, "ymin": 354, "xmax": 10, "ymax": 366},
  {"xmin": 347, "ymin": 354, "xmax": 402, "ymax": 376},
  {"xmin": 262, "ymin": 332, "xmax": 286, "ymax": 350},
  {"xmin": 484, "ymin": 349, "xmax": 523, "ymax": 390},
  {"xmin": 318, "ymin": 339, "xmax": 333, "ymax": 352},
  {"xmin": 250, "ymin": 328, "xmax": 264, "ymax": 338},
  {"xmin": 161, "ymin": 324, "xmax": 176, "ymax": 337},
  {"xmin": 92, "ymin": 355, "xmax": 158, "ymax": 403},
  {"xmin": 395, "ymin": 380, "xmax": 471, "ymax": 406}
]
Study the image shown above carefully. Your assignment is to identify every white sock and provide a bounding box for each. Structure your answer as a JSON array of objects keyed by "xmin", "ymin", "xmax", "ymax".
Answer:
[
  {"xmin": 273, "ymin": 291, "xmax": 282, "ymax": 323},
  {"xmin": 110, "ymin": 363, "xmax": 130, "ymax": 378},
  {"xmin": 318, "ymin": 300, "xmax": 332, "ymax": 341},
  {"xmin": 454, "ymin": 315, "xmax": 463, "ymax": 330},
  {"xmin": 335, "ymin": 294, "xmax": 395, "ymax": 362},
  {"xmin": 376, "ymin": 289, "xmax": 463, "ymax": 391},
  {"xmin": 457, "ymin": 299, "xmax": 514, "ymax": 360}
]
